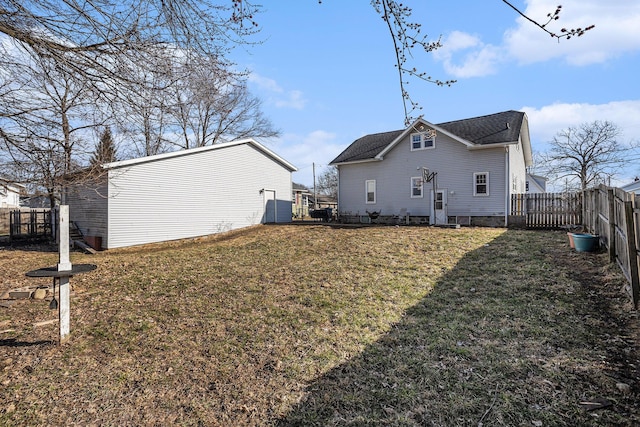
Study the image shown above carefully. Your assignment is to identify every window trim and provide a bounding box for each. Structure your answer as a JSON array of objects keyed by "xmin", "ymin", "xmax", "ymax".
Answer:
[
  {"xmin": 474, "ymin": 172, "xmax": 489, "ymax": 196},
  {"xmin": 365, "ymin": 179, "xmax": 376, "ymax": 204},
  {"xmin": 411, "ymin": 177, "xmax": 423, "ymax": 198},
  {"xmin": 410, "ymin": 132, "xmax": 435, "ymax": 151}
]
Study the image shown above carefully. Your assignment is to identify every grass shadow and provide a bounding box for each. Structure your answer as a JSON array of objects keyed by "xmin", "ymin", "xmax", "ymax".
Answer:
[
  {"xmin": 0, "ymin": 338, "xmax": 55, "ymax": 347},
  {"xmin": 276, "ymin": 230, "xmax": 639, "ymax": 426}
]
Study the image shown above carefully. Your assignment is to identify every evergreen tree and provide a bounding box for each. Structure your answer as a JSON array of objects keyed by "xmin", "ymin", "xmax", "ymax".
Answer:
[{"xmin": 90, "ymin": 127, "xmax": 117, "ymax": 166}]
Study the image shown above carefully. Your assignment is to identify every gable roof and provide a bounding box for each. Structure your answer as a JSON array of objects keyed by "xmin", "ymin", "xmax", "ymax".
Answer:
[
  {"xmin": 0, "ymin": 177, "xmax": 26, "ymax": 191},
  {"xmin": 526, "ymin": 173, "xmax": 548, "ymax": 192},
  {"xmin": 103, "ymin": 138, "xmax": 297, "ymax": 172},
  {"xmin": 621, "ymin": 179, "xmax": 640, "ymax": 193},
  {"xmin": 331, "ymin": 110, "xmax": 530, "ymax": 165}
]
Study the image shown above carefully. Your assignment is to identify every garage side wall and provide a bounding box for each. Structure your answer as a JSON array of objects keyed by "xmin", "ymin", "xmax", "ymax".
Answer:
[
  {"xmin": 67, "ymin": 177, "xmax": 109, "ymax": 248},
  {"xmin": 107, "ymin": 143, "xmax": 292, "ymax": 249}
]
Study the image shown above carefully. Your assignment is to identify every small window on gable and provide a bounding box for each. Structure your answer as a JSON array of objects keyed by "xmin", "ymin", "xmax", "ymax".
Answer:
[
  {"xmin": 474, "ymin": 172, "xmax": 489, "ymax": 196},
  {"xmin": 410, "ymin": 133, "xmax": 435, "ymax": 151},
  {"xmin": 365, "ymin": 180, "xmax": 376, "ymax": 204},
  {"xmin": 411, "ymin": 177, "xmax": 423, "ymax": 198}
]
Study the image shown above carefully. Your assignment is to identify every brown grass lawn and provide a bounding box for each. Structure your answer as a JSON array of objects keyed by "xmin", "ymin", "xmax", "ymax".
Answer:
[{"xmin": 0, "ymin": 225, "xmax": 639, "ymax": 426}]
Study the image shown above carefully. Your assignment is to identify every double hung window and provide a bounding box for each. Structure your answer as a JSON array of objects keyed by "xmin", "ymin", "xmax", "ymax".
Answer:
[
  {"xmin": 474, "ymin": 172, "xmax": 489, "ymax": 196},
  {"xmin": 365, "ymin": 180, "xmax": 376, "ymax": 204},
  {"xmin": 411, "ymin": 133, "xmax": 435, "ymax": 151},
  {"xmin": 411, "ymin": 177, "xmax": 423, "ymax": 198}
]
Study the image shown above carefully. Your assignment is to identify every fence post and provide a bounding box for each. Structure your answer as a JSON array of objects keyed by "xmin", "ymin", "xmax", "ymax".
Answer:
[
  {"xmin": 608, "ymin": 188, "xmax": 616, "ymax": 263},
  {"xmin": 623, "ymin": 200, "xmax": 640, "ymax": 309}
]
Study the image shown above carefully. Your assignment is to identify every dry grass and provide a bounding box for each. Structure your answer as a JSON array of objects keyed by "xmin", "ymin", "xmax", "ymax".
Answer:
[{"xmin": 0, "ymin": 225, "xmax": 638, "ymax": 426}]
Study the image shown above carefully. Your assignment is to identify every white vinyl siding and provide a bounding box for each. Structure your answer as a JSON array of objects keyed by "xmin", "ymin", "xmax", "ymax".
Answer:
[
  {"xmin": 365, "ymin": 180, "xmax": 376, "ymax": 204},
  {"xmin": 474, "ymin": 172, "xmax": 489, "ymax": 196},
  {"xmin": 67, "ymin": 140, "xmax": 295, "ymax": 249},
  {"xmin": 508, "ymin": 138, "xmax": 528, "ymax": 194},
  {"xmin": 411, "ymin": 177, "xmax": 423, "ymax": 198},
  {"xmin": 337, "ymin": 130, "xmax": 507, "ymax": 217},
  {"xmin": 106, "ymin": 144, "xmax": 292, "ymax": 249}
]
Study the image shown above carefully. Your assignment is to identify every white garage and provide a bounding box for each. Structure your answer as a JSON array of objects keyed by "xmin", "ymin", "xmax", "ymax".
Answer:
[{"xmin": 67, "ymin": 138, "xmax": 296, "ymax": 249}]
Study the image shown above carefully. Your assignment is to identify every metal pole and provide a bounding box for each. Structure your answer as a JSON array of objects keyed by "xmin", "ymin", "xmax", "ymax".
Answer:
[{"xmin": 313, "ymin": 162, "xmax": 317, "ymax": 210}]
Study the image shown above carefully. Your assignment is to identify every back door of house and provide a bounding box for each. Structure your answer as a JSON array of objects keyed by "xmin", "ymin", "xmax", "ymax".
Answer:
[{"xmin": 433, "ymin": 189, "xmax": 447, "ymax": 225}]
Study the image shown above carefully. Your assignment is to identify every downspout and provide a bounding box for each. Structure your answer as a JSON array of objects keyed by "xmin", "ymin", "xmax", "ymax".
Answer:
[
  {"xmin": 260, "ymin": 189, "xmax": 277, "ymax": 223},
  {"xmin": 504, "ymin": 147, "xmax": 510, "ymax": 227},
  {"xmin": 335, "ymin": 165, "xmax": 340, "ymax": 215}
]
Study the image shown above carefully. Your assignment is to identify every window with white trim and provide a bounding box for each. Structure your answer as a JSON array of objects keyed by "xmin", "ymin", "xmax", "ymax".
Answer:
[
  {"xmin": 410, "ymin": 133, "xmax": 435, "ymax": 151},
  {"xmin": 474, "ymin": 172, "xmax": 489, "ymax": 196},
  {"xmin": 365, "ymin": 180, "xmax": 376, "ymax": 204},
  {"xmin": 411, "ymin": 177, "xmax": 423, "ymax": 198}
]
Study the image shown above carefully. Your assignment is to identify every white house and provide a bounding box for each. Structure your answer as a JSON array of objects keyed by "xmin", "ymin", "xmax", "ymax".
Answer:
[
  {"xmin": 330, "ymin": 110, "xmax": 532, "ymax": 227},
  {"xmin": 526, "ymin": 173, "xmax": 547, "ymax": 193},
  {"xmin": 0, "ymin": 178, "xmax": 24, "ymax": 208},
  {"xmin": 67, "ymin": 138, "xmax": 296, "ymax": 249},
  {"xmin": 621, "ymin": 178, "xmax": 640, "ymax": 194}
]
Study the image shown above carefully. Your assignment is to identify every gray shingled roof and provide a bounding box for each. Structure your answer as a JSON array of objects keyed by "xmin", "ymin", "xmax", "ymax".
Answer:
[{"xmin": 331, "ymin": 110, "xmax": 525, "ymax": 164}]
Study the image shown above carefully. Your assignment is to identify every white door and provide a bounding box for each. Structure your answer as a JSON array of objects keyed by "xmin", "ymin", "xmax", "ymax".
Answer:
[{"xmin": 432, "ymin": 189, "xmax": 447, "ymax": 225}]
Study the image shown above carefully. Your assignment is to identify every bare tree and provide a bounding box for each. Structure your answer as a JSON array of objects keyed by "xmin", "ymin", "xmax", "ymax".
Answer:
[
  {"xmin": 0, "ymin": 44, "xmax": 100, "ymax": 204},
  {"xmin": 1, "ymin": 1, "xmax": 593, "ymax": 129},
  {"xmin": 0, "ymin": 0, "xmax": 594, "ymax": 195},
  {"xmin": 114, "ymin": 64, "xmax": 174, "ymax": 157},
  {"xmin": 370, "ymin": 1, "xmax": 594, "ymax": 124},
  {"xmin": 167, "ymin": 55, "xmax": 279, "ymax": 149},
  {"xmin": 316, "ymin": 165, "xmax": 338, "ymax": 199},
  {"xmin": 540, "ymin": 121, "xmax": 628, "ymax": 191},
  {"xmin": 0, "ymin": 0, "xmax": 259, "ymax": 94}
]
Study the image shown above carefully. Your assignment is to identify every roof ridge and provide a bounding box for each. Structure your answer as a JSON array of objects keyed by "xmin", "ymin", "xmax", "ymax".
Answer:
[{"xmin": 436, "ymin": 110, "xmax": 521, "ymax": 126}]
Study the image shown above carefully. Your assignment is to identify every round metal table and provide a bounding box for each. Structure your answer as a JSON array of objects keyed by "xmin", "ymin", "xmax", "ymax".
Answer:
[{"xmin": 26, "ymin": 264, "xmax": 97, "ymax": 278}]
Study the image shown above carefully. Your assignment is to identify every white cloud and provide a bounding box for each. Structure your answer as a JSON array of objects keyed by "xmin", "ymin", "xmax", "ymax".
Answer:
[
  {"xmin": 247, "ymin": 73, "xmax": 284, "ymax": 93},
  {"xmin": 434, "ymin": 1, "xmax": 640, "ymax": 77},
  {"xmin": 274, "ymin": 90, "xmax": 306, "ymax": 110},
  {"xmin": 247, "ymin": 72, "xmax": 307, "ymax": 110},
  {"xmin": 433, "ymin": 31, "xmax": 503, "ymax": 78},
  {"xmin": 523, "ymin": 100, "xmax": 640, "ymax": 144},
  {"xmin": 269, "ymin": 130, "xmax": 346, "ymax": 186},
  {"xmin": 505, "ymin": 0, "xmax": 640, "ymax": 66},
  {"xmin": 523, "ymin": 100, "xmax": 640, "ymax": 185}
]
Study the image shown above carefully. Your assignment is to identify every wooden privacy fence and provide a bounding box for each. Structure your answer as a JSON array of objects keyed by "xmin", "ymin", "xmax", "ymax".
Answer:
[
  {"xmin": 510, "ymin": 192, "xmax": 582, "ymax": 229},
  {"xmin": 583, "ymin": 185, "xmax": 640, "ymax": 308},
  {"xmin": 6, "ymin": 209, "xmax": 52, "ymax": 242}
]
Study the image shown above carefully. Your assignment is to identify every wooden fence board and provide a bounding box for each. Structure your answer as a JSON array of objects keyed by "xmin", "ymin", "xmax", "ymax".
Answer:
[
  {"xmin": 583, "ymin": 185, "xmax": 640, "ymax": 309},
  {"xmin": 514, "ymin": 188, "xmax": 639, "ymax": 308},
  {"xmin": 510, "ymin": 192, "xmax": 582, "ymax": 229}
]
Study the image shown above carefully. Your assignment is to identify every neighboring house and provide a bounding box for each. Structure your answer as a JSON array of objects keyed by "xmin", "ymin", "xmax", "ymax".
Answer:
[
  {"xmin": 292, "ymin": 184, "xmax": 311, "ymax": 218},
  {"xmin": 621, "ymin": 178, "xmax": 640, "ymax": 194},
  {"xmin": 21, "ymin": 193, "xmax": 52, "ymax": 209},
  {"xmin": 311, "ymin": 194, "xmax": 337, "ymax": 211},
  {"xmin": 67, "ymin": 138, "xmax": 296, "ymax": 249},
  {"xmin": 526, "ymin": 173, "xmax": 547, "ymax": 193},
  {"xmin": 0, "ymin": 178, "xmax": 25, "ymax": 208},
  {"xmin": 330, "ymin": 110, "xmax": 532, "ymax": 226}
]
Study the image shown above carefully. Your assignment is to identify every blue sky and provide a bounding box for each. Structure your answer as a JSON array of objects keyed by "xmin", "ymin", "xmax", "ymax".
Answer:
[{"xmin": 230, "ymin": 0, "xmax": 640, "ymax": 190}]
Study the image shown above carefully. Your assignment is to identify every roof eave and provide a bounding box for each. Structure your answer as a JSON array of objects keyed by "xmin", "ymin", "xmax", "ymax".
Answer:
[
  {"xmin": 466, "ymin": 141, "xmax": 518, "ymax": 150},
  {"xmin": 103, "ymin": 138, "xmax": 297, "ymax": 172},
  {"xmin": 330, "ymin": 158, "xmax": 382, "ymax": 166}
]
